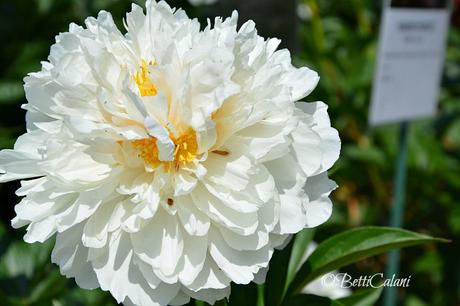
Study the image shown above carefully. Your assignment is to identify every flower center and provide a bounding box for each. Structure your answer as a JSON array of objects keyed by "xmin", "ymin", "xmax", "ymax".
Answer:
[
  {"xmin": 131, "ymin": 129, "xmax": 198, "ymax": 171},
  {"xmin": 134, "ymin": 60, "xmax": 157, "ymax": 97}
]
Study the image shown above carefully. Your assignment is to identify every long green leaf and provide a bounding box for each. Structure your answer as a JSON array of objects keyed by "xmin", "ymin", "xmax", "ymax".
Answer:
[
  {"xmin": 286, "ymin": 228, "xmax": 315, "ymax": 289},
  {"xmin": 336, "ymin": 287, "xmax": 383, "ymax": 306},
  {"xmin": 286, "ymin": 227, "xmax": 448, "ymax": 296}
]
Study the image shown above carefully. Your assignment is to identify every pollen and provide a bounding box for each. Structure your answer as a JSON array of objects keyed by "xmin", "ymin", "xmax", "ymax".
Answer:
[
  {"xmin": 131, "ymin": 138, "xmax": 161, "ymax": 168},
  {"xmin": 134, "ymin": 60, "xmax": 157, "ymax": 97},
  {"xmin": 131, "ymin": 129, "xmax": 198, "ymax": 171}
]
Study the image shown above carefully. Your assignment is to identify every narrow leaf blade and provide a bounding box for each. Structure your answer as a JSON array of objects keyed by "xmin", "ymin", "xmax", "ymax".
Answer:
[
  {"xmin": 286, "ymin": 228, "xmax": 315, "ymax": 288},
  {"xmin": 286, "ymin": 226, "xmax": 448, "ymax": 296},
  {"xmin": 336, "ymin": 287, "xmax": 383, "ymax": 306}
]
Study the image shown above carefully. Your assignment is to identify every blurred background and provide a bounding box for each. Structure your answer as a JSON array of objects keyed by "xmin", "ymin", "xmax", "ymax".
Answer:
[{"xmin": 0, "ymin": 0, "xmax": 459, "ymax": 305}]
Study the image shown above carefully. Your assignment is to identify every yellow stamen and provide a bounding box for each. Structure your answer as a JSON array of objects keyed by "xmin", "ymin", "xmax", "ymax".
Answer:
[
  {"xmin": 133, "ymin": 60, "xmax": 157, "ymax": 97},
  {"xmin": 131, "ymin": 129, "xmax": 198, "ymax": 171}
]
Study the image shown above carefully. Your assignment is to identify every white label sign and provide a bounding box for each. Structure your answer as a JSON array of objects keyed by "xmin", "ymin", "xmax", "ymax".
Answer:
[{"xmin": 370, "ymin": 4, "xmax": 451, "ymax": 125}]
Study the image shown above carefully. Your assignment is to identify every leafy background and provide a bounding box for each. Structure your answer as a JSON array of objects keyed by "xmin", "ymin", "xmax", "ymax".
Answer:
[{"xmin": 0, "ymin": 0, "xmax": 459, "ymax": 305}]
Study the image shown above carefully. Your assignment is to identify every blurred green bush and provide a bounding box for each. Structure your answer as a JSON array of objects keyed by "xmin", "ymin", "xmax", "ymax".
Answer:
[
  {"xmin": 296, "ymin": 1, "xmax": 460, "ymax": 306},
  {"xmin": 0, "ymin": 0, "xmax": 458, "ymax": 305}
]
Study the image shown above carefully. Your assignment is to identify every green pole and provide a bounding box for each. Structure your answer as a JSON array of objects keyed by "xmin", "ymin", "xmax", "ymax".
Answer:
[{"xmin": 383, "ymin": 121, "xmax": 409, "ymax": 306}]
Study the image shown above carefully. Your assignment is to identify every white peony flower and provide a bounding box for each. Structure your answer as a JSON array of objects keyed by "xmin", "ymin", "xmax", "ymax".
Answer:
[
  {"xmin": 301, "ymin": 242, "xmax": 351, "ymax": 299},
  {"xmin": 188, "ymin": 0, "xmax": 218, "ymax": 6},
  {"xmin": 0, "ymin": 1, "xmax": 340, "ymax": 305}
]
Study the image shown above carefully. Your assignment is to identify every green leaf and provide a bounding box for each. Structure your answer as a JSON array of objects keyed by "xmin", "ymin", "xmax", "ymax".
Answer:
[
  {"xmin": 56, "ymin": 286, "xmax": 115, "ymax": 306},
  {"xmin": 286, "ymin": 228, "xmax": 315, "ymax": 289},
  {"xmin": 282, "ymin": 294, "xmax": 344, "ymax": 306},
  {"xmin": 0, "ymin": 240, "xmax": 53, "ymax": 278},
  {"xmin": 264, "ymin": 239, "xmax": 294, "ymax": 306},
  {"xmin": 286, "ymin": 227, "xmax": 448, "ymax": 296},
  {"xmin": 336, "ymin": 287, "xmax": 383, "ymax": 306},
  {"xmin": 25, "ymin": 269, "xmax": 67, "ymax": 304},
  {"xmin": 228, "ymin": 282, "xmax": 257, "ymax": 306}
]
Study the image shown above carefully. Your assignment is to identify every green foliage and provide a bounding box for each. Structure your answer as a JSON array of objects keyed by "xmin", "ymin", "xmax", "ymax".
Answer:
[
  {"xmin": 220, "ymin": 227, "xmax": 443, "ymax": 306},
  {"xmin": 285, "ymin": 228, "xmax": 315, "ymax": 289},
  {"xmin": 286, "ymin": 227, "xmax": 448, "ymax": 296},
  {"xmin": 337, "ymin": 288, "xmax": 383, "ymax": 306},
  {"xmin": 0, "ymin": 224, "xmax": 113, "ymax": 305},
  {"xmin": 296, "ymin": 1, "xmax": 460, "ymax": 305}
]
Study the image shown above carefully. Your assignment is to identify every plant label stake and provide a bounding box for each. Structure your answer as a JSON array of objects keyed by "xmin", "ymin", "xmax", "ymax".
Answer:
[{"xmin": 370, "ymin": 1, "xmax": 452, "ymax": 306}]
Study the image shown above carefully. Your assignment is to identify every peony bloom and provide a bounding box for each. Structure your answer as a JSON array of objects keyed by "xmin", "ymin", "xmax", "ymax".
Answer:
[{"xmin": 0, "ymin": 1, "xmax": 340, "ymax": 305}]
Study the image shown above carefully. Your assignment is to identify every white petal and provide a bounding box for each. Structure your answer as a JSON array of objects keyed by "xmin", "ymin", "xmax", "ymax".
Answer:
[
  {"xmin": 178, "ymin": 232, "xmax": 208, "ymax": 286},
  {"xmin": 132, "ymin": 256, "xmax": 162, "ymax": 290},
  {"xmin": 303, "ymin": 172, "xmax": 336, "ymax": 228},
  {"xmin": 183, "ymin": 286, "xmax": 230, "ymax": 305},
  {"xmin": 187, "ymin": 255, "xmax": 231, "ymax": 291},
  {"xmin": 219, "ymin": 226, "xmax": 269, "ymax": 251},
  {"xmin": 236, "ymin": 120, "xmax": 290, "ymax": 162},
  {"xmin": 144, "ymin": 116, "xmax": 175, "ymax": 161},
  {"xmin": 265, "ymin": 154, "xmax": 306, "ymax": 195},
  {"xmin": 169, "ymin": 290, "xmax": 191, "ymax": 306},
  {"xmin": 0, "ymin": 131, "xmax": 47, "ymax": 182},
  {"xmin": 304, "ymin": 196, "xmax": 333, "ymax": 228},
  {"xmin": 177, "ymin": 195, "xmax": 210, "ymax": 236},
  {"xmin": 282, "ymin": 67, "xmax": 319, "ymax": 100},
  {"xmin": 92, "ymin": 231, "xmax": 179, "ymax": 305},
  {"xmin": 131, "ymin": 209, "xmax": 184, "ymax": 279},
  {"xmin": 51, "ymin": 222, "xmax": 99, "ymax": 289},
  {"xmin": 275, "ymin": 194, "xmax": 308, "ymax": 234},
  {"xmin": 208, "ymin": 229, "xmax": 272, "ymax": 284},
  {"xmin": 291, "ymin": 118, "xmax": 323, "ymax": 176},
  {"xmin": 305, "ymin": 172, "xmax": 337, "ymax": 200},
  {"xmin": 56, "ymin": 179, "xmax": 117, "ymax": 232},
  {"xmin": 203, "ymin": 142, "xmax": 256, "ymax": 191},
  {"xmin": 266, "ymin": 155, "xmax": 309, "ymax": 234},
  {"xmin": 174, "ymin": 171, "xmax": 198, "ymax": 196},
  {"xmin": 295, "ymin": 102, "xmax": 341, "ymax": 173},
  {"xmin": 82, "ymin": 198, "xmax": 119, "ymax": 248},
  {"xmin": 192, "ymin": 184, "xmax": 258, "ymax": 236},
  {"xmin": 24, "ymin": 217, "xmax": 58, "ymax": 243}
]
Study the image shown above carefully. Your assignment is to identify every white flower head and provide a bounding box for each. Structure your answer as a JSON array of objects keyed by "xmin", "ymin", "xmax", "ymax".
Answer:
[{"xmin": 0, "ymin": 1, "xmax": 340, "ymax": 305}]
